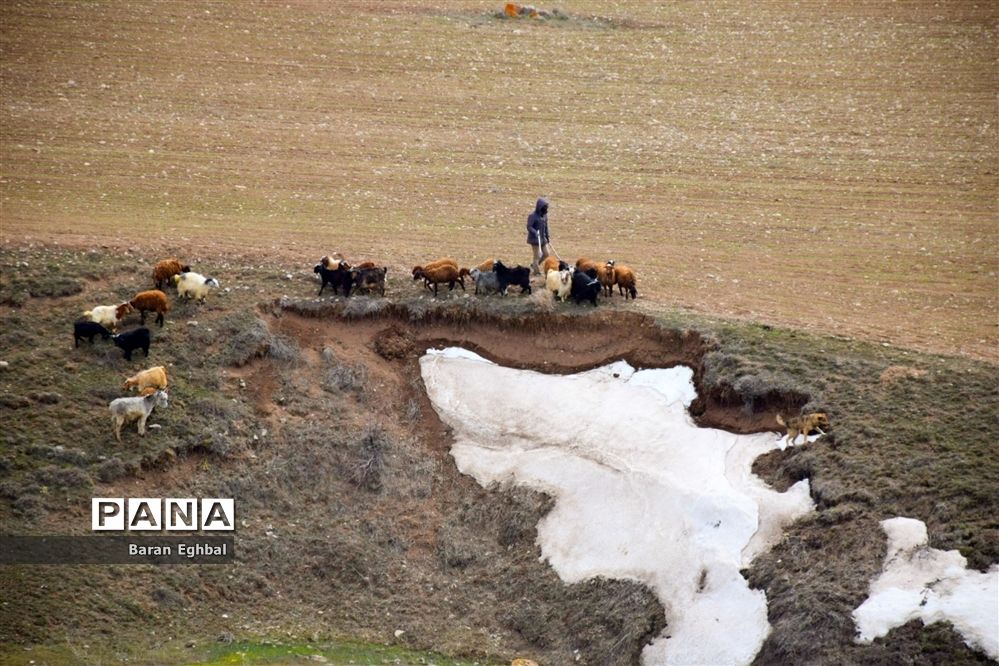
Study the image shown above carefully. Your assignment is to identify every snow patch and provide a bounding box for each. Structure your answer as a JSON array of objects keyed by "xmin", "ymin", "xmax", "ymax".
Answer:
[
  {"xmin": 852, "ymin": 517, "xmax": 998, "ymax": 659},
  {"xmin": 420, "ymin": 348, "xmax": 816, "ymax": 665},
  {"xmin": 424, "ymin": 347, "xmax": 493, "ymax": 363}
]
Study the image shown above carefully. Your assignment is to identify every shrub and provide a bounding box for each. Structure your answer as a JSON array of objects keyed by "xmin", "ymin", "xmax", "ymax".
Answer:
[{"xmin": 350, "ymin": 424, "xmax": 389, "ymax": 492}]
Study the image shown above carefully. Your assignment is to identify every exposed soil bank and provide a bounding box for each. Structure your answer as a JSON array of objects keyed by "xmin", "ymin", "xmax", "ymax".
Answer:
[{"xmin": 274, "ymin": 297, "xmax": 811, "ymax": 438}]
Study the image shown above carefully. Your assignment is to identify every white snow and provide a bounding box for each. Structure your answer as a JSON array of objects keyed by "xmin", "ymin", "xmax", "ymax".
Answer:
[
  {"xmin": 853, "ymin": 517, "xmax": 998, "ymax": 659},
  {"xmin": 419, "ymin": 348, "xmax": 817, "ymax": 665}
]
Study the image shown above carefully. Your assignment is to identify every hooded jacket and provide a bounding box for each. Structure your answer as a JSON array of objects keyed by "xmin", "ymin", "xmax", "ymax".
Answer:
[{"xmin": 526, "ymin": 198, "xmax": 550, "ymax": 246}]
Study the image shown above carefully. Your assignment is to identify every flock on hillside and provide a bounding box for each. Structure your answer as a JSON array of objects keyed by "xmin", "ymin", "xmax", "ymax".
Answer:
[
  {"xmin": 71, "ymin": 253, "xmax": 639, "ymax": 442},
  {"xmin": 317, "ymin": 253, "xmax": 639, "ymax": 305},
  {"xmin": 73, "ymin": 258, "xmax": 220, "ymax": 442}
]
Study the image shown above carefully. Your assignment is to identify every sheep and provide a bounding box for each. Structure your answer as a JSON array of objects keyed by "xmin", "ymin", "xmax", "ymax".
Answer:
[
  {"xmin": 152, "ymin": 258, "xmax": 191, "ymax": 289},
  {"xmin": 545, "ymin": 268, "xmax": 573, "ymax": 302},
  {"xmin": 352, "ymin": 266, "xmax": 388, "ymax": 296},
  {"xmin": 172, "ymin": 271, "xmax": 220, "ymax": 304},
  {"xmin": 74, "ymin": 320, "xmax": 111, "ymax": 347},
  {"xmin": 412, "ymin": 264, "xmax": 461, "ymax": 297},
  {"xmin": 109, "ymin": 389, "xmax": 168, "ymax": 442},
  {"xmin": 413, "ymin": 258, "xmax": 460, "ymax": 292},
  {"xmin": 82, "ymin": 302, "xmax": 133, "ymax": 331},
  {"xmin": 596, "ymin": 260, "xmax": 617, "ymax": 296},
  {"xmin": 129, "ymin": 290, "xmax": 170, "ymax": 327},
  {"xmin": 476, "ymin": 258, "xmax": 497, "ymax": 272},
  {"xmin": 541, "ymin": 256, "xmax": 569, "ymax": 275},
  {"xmin": 314, "ymin": 262, "xmax": 353, "ymax": 296},
  {"xmin": 493, "ymin": 261, "xmax": 532, "ymax": 295},
  {"xmin": 469, "ymin": 267, "xmax": 500, "ymax": 295},
  {"xmin": 571, "ymin": 270, "xmax": 600, "ymax": 306},
  {"xmin": 112, "ymin": 327, "xmax": 151, "ymax": 361},
  {"xmin": 611, "ymin": 263, "xmax": 638, "ymax": 299},
  {"xmin": 123, "ymin": 366, "xmax": 168, "ymax": 396},
  {"xmin": 577, "ymin": 257, "xmax": 614, "ymax": 296},
  {"xmin": 319, "ymin": 254, "xmax": 344, "ymax": 269}
]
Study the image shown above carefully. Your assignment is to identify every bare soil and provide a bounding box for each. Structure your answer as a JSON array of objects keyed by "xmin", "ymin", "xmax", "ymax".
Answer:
[{"xmin": 1, "ymin": 1, "xmax": 996, "ymax": 361}]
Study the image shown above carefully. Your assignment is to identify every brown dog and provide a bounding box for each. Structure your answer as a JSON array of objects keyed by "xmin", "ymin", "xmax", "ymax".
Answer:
[{"xmin": 776, "ymin": 412, "xmax": 830, "ymax": 445}]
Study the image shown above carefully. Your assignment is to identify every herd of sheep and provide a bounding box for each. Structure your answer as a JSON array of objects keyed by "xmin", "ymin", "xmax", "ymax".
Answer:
[
  {"xmin": 319, "ymin": 253, "xmax": 638, "ymax": 305},
  {"xmin": 73, "ymin": 252, "xmax": 637, "ymax": 442},
  {"xmin": 73, "ymin": 258, "xmax": 219, "ymax": 442}
]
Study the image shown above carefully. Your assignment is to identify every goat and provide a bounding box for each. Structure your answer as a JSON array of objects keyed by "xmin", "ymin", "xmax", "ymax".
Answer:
[
  {"xmin": 494, "ymin": 261, "xmax": 532, "ymax": 295},
  {"xmin": 314, "ymin": 262, "xmax": 353, "ymax": 296},
  {"xmin": 112, "ymin": 328, "xmax": 151, "ymax": 361},
  {"xmin": 152, "ymin": 258, "xmax": 190, "ymax": 290},
  {"xmin": 571, "ymin": 270, "xmax": 600, "ymax": 306},
  {"xmin": 74, "ymin": 320, "xmax": 111, "ymax": 347},
  {"xmin": 109, "ymin": 389, "xmax": 168, "ymax": 442},
  {"xmin": 470, "ymin": 268, "xmax": 500, "ymax": 295},
  {"xmin": 353, "ymin": 266, "xmax": 388, "ymax": 296},
  {"xmin": 123, "ymin": 366, "xmax": 168, "ymax": 395},
  {"xmin": 83, "ymin": 302, "xmax": 133, "ymax": 331}
]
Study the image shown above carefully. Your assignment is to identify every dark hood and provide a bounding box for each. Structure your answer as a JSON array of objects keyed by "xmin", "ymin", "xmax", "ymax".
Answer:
[{"xmin": 535, "ymin": 198, "xmax": 548, "ymax": 216}]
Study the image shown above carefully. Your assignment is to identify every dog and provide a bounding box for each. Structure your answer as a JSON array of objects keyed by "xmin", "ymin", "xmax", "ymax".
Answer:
[{"xmin": 776, "ymin": 412, "xmax": 830, "ymax": 445}]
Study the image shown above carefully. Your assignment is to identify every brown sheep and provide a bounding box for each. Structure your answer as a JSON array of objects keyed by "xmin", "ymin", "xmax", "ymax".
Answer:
[
  {"xmin": 123, "ymin": 366, "xmax": 168, "ymax": 395},
  {"xmin": 476, "ymin": 258, "xmax": 497, "ymax": 272},
  {"xmin": 541, "ymin": 256, "xmax": 562, "ymax": 275},
  {"xmin": 152, "ymin": 258, "xmax": 191, "ymax": 290},
  {"xmin": 413, "ymin": 258, "xmax": 460, "ymax": 291},
  {"xmin": 412, "ymin": 264, "xmax": 463, "ymax": 297},
  {"xmin": 129, "ymin": 290, "xmax": 170, "ymax": 327},
  {"xmin": 577, "ymin": 258, "xmax": 614, "ymax": 296},
  {"xmin": 319, "ymin": 253, "xmax": 345, "ymax": 269},
  {"xmin": 612, "ymin": 263, "xmax": 638, "ymax": 300}
]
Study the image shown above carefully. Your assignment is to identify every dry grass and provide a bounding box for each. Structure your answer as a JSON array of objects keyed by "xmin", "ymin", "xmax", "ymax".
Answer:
[
  {"xmin": 0, "ymin": 246, "xmax": 996, "ymax": 664},
  {"xmin": 1, "ymin": 1, "xmax": 996, "ymax": 360}
]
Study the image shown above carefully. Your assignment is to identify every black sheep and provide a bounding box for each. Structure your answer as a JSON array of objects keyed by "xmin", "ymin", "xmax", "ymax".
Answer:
[
  {"xmin": 74, "ymin": 320, "xmax": 111, "ymax": 347},
  {"xmin": 493, "ymin": 260, "xmax": 532, "ymax": 295},
  {"xmin": 571, "ymin": 270, "xmax": 600, "ymax": 307},
  {"xmin": 112, "ymin": 327, "xmax": 151, "ymax": 361},
  {"xmin": 314, "ymin": 262, "xmax": 353, "ymax": 297}
]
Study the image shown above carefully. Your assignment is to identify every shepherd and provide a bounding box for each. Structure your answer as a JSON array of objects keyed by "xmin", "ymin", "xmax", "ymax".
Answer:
[{"xmin": 527, "ymin": 197, "xmax": 552, "ymax": 276}]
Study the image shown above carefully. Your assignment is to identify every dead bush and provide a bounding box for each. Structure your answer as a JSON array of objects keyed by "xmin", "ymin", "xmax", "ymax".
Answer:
[
  {"xmin": 350, "ymin": 424, "xmax": 389, "ymax": 492},
  {"xmin": 436, "ymin": 524, "xmax": 478, "ymax": 569},
  {"xmin": 35, "ymin": 465, "xmax": 92, "ymax": 489}
]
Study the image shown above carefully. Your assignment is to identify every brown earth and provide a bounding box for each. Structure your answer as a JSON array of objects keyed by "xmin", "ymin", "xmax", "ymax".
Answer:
[{"xmin": 1, "ymin": 1, "xmax": 996, "ymax": 362}]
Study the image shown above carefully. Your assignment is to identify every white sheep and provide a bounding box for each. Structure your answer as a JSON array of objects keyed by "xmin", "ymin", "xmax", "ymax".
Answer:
[
  {"xmin": 83, "ymin": 302, "xmax": 134, "ymax": 331},
  {"xmin": 172, "ymin": 272, "xmax": 221, "ymax": 304},
  {"xmin": 545, "ymin": 268, "xmax": 573, "ymax": 302},
  {"xmin": 109, "ymin": 390, "xmax": 169, "ymax": 442}
]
